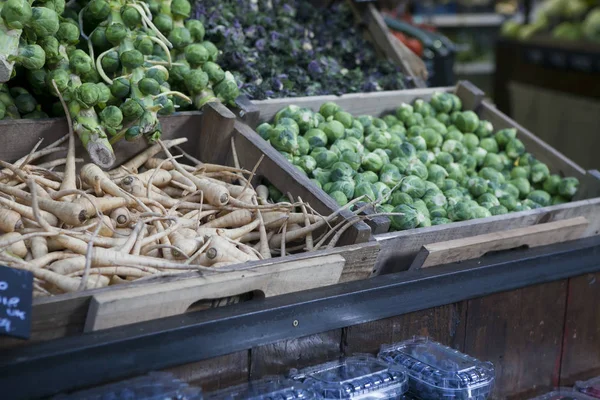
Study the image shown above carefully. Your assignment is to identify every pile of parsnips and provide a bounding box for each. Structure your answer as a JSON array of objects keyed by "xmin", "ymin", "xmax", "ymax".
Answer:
[{"xmin": 0, "ymin": 132, "xmax": 381, "ymax": 297}]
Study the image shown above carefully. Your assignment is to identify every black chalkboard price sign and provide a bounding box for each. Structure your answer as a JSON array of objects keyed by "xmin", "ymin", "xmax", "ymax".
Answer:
[{"xmin": 0, "ymin": 265, "xmax": 33, "ymax": 339}]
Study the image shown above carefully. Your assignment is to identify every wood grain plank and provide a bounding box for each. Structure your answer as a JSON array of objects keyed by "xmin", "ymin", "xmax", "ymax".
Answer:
[
  {"xmin": 409, "ymin": 217, "xmax": 588, "ymax": 270},
  {"xmin": 344, "ymin": 303, "xmax": 467, "ymax": 356},
  {"xmin": 376, "ymin": 198, "xmax": 600, "ymax": 274},
  {"xmin": 560, "ymin": 273, "xmax": 600, "ymax": 385},
  {"xmin": 250, "ymin": 330, "xmax": 343, "ymax": 378},
  {"xmin": 198, "ymin": 102, "xmax": 236, "ymax": 166},
  {"xmin": 464, "ymin": 281, "xmax": 568, "ymax": 399},
  {"xmin": 164, "ymin": 351, "xmax": 249, "ymax": 392}
]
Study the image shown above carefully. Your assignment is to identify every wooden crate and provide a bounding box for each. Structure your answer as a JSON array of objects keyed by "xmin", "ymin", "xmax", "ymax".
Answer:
[
  {"xmin": 0, "ymin": 103, "xmax": 378, "ymax": 349},
  {"xmin": 247, "ymin": 81, "xmax": 600, "ymax": 274}
]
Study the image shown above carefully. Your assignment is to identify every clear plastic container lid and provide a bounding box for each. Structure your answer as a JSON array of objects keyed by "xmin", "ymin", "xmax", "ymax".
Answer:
[
  {"xmin": 576, "ymin": 377, "xmax": 600, "ymax": 399},
  {"xmin": 531, "ymin": 387, "xmax": 597, "ymax": 400},
  {"xmin": 289, "ymin": 355, "xmax": 409, "ymax": 399},
  {"xmin": 378, "ymin": 337, "xmax": 494, "ymax": 400},
  {"xmin": 52, "ymin": 372, "xmax": 202, "ymax": 400},
  {"xmin": 205, "ymin": 376, "xmax": 318, "ymax": 400}
]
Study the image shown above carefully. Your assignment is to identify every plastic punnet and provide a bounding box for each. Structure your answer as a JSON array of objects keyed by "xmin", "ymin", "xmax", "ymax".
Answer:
[
  {"xmin": 576, "ymin": 377, "xmax": 600, "ymax": 399},
  {"xmin": 290, "ymin": 354, "xmax": 409, "ymax": 399},
  {"xmin": 531, "ymin": 387, "xmax": 597, "ymax": 399},
  {"xmin": 378, "ymin": 337, "xmax": 494, "ymax": 400},
  {"xmin": 205, "ymin": 376, "xmax": 318, "ymax": 400}
]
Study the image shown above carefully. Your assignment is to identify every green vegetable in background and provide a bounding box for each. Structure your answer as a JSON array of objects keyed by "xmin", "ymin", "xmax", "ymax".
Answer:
[
  {"xmin": 390, "ymin": 204, "xmax": 425, "ymax": 230},
  {"xmin": 531, "ymin": 163, "xmax": 550, "ymax": 183},
  {"xmin": 361, "ymin": 152, "xmax": 384, "ymax": 173},
  {"xmin": 558, "ymin": 177, "xmax": 579, "ymax": 198},
  {"xmin": 329, "ymin": 191, "xmax": 348, "ymax": 206},
  {"xmin": 455, "ymin": 111, "xmax": 479, "ymax": 133},
  {"xmin": 495, "ymin": 128, "xmax": 517, "ymax": 149}
]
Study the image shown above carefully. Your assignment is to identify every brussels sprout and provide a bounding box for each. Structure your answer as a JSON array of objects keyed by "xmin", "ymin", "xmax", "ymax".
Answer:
[
  {"xmin": 404, "ymin": 112, "xmax": 424, "ymax": 128},
  {"xmin": 505, "ymin": 138, "xmax": 525, "ymax": 159},
  {"xmin": 472, "ymin": 206, "xmax": 492, "ymax": 219},
  {"xmin": 477, "ymin": 193, "xmax": 500, "ymax": 207},
  {"xmin": 481, "ymin": 153, "xmax": 502, "ymax": 172},
  {"xmin": 420, "ymin": 128, "xmax": 443, "ymax": 149},
  {"xmin": 526, "ymin": 190, "xmax": 551, "ymax": 207},
  {"xmin": 382, "ymin": 114, "xmax": 399, "ymax": 127},
  {"xmin": 431, "ymin": 152, "xmax": 452, "ymax": 168},
  {"xmin": 310, "ymin": 179, "xmax": 323, "ymax": 190},
  {"xmin": 424, "ymin": 117, "xmax": 447, "ymax": 135},
  {"xmin": 330, "ymin": 111, "xmax": 352, "ymax": 129},
  {"xmin": 467, "ymin": 177, "xmax": 489, "ymax": 197},
  {"xmin": 436, "ymin": 113, "xmax": 450, "ymax": 126},
  {"xmin": 414, "ymin": 150, "xmax": 428, "ymax": 165},
  {"xmin": 55, "ymin": 21, "xmax": 80, "ymax": 45},
  {"xmin": 478, "ymin": 137, "xmax": 499, "ymax": 155},
  {"xmin": 500, "ymin": 191, "xmax": 519, "ymax": 210},
  {"xmin": 522, "ymin": 199, "xmax": 543, "ymax": 209},
  {"xmin": 135, "ymin": 78, "xmax": 159, "ymax": 96},
  {"xmin": 455, "ymin": 111, "xmax": 479, "ymax": 133},
  {"xmin": 372, "ymin": 149, "xmax": 390, "ymax": 165},
  {"xmin": 329, "ymin": 162, "xmax": 354, "ymax": 182},
  {"xmin": 459, "ymin": 154, "xmax": 476, "ymax": 173},
  {"xmin": 274, "ymin": 105, "xmax": 299, "ymax": 123},
  {"xmin": 343, "ymin": 137, "xmax": 364, "ymax": 154},
  {"xmin": 400, "ymin": 175, "xmax": 426, "ymax": 199},
  {"xmin": 109, "ymin": 77, "xmax": 130, "ymax": 99},
  {"xmin": 319, "ymin": 102, "xmax": 340, "ymax": 119},
  {"xmin": 171, "ymin": 0, "xmax": 191, "ymax": 18},
  {"xmin": 345, "ymin": 127, "xmax": 364, "ymax": 142},
  {"xmin": 408, "ymin": 135, "xmax": 427, "ymax": 152},
  {"xmin": 445, "ymin": 163, "xmax": 465, "ymax": 182},
  {"xmin": 169, "ymin": 26, "xmax": 192, "ymax": 50},
  {"xmin": 277, "ymin": 118, "xmax": 300, "ymax": 136},
  {"xmin": 269, "ymin": 126, "xmax": 299, "ymax": 154},
  {"xmin": 184, "ymin": 43, "xmax": 209, "ymax": 66},
  {"xmin": 474, "ymin": 120, "xmax": 494, "ymax": 139},
  {"xmin": 303, "ymin": 128, "xmax": 327, "ymax": 150},
  {"xmin": 105, "ymin": 22, "xmax": 127, "ymax": 45},
  {"xmin": 558, "ymin": 177, "xmax": 579, "ymax": 199},
  {"xmin": 74, "ymin": 82, "xmax": 100, "ymax": 108},
  {"xmin": 186, "ymin": 19, "xmax": 205, "ymax": 42},
  {"xmin": 517, "ymin": 153, "xmax": 536, "ymax": 167},
  {"xmin": 372, "ymin": 118, "xmax": 388, "ymax": 131},
  {"xmin": 293, "ymin": 155, "xmax": 316, "ymax": 174},
  {"xmin": 97, "ymin": 49, "xmax": 120, "ymax": 74},
  {"xmin": 85, "ymin": 0, "xmax": 110, "ymax": 20},
  {"xmin": 446, "ymin": 129, "xmax": 464, "ymax": 142},
  {"xmin": 354, "ymin": 182, "xmax": 376, "ymax": 201},
  {"xmin": 439, "ymin": 179, "xmax": 457, "ymax": 192},
  {"xmin": 432, "ymin": 217, "xmax": 452, "ymax": 226},
  {"xmin": 371, "ymin": 182, "xmax": 391, "ymax": 201},
  {"xmin": 552, "ymin": 195, "xmax": 568, "ymax": 205},
  {"xmin": 395, "ymin": 103, "xmax": 413, "ymax": 122},
  {"xmin": 318, "ymin": 120, "xmax": 344, "ymax": 143},
  {"xmin": 390, "ymin": 192, "xmax": 413, "ymax": 207},
  {"xmin": 124, "ymin": 125, "xmax": 142, "ymax": 142},
  {"xmin": 312, "ymin": 168, "xmax": 332, "ymax": 186},
  {"xmin": 361, "ymin": 152, "xmax": 384, "ymax": 173},
  {"xmin": 405, "ymin": 159, "xmax": 428, "ymax": 180},
  {"xmin": 441, "ymin": 139, "xmax": 466, "ymax": 161},
  {"xmin": 511, "ymin": 166, "xmax": 530, "ymax": 180},
  {"xmin": 356, "ymin": 171, "xmax": 379, "ymax": 185},
  {"xmin": 407, "ymin": 126, "xmax": 423, "ymax": 139},
  {"xmin": 510, "ymin": 177, "xmax": 532, "ymax": 199},
  {"xmin": 530, "ymin": 163, "xmax": 550, "ymax": 184},
  {"xmin": 13, "ymin": 91, "xmax": 36, "ymax": 114},
  {"xmin": 478, "ymin": 167, "xmax": 504, "ymax": 184},
  {"xmin": 390, "ymin": 204, "xmax": 422, "ymax": 230},
  {"xmin": 494, "ymin": 128, "xmax": 517, "ymax": 149},
  {"xmin": 1, "ymin": 0, "xmax": 32, "ymax": 29},
  {"xmin": 428, "ymin": 206, "xmax": 447, "ymax": 219},
  {"xmin": 361, "ymin": 131, "xmax": 388, "ymax": 152},
  {"xmin": 513, "ymin": 203, "xmax": 532, "ymax": 212},
  {"xmin": 537, "ymin": 175, "xmax": 559, "ymax": 197},
  {"xmin": 201, "ymin": 40, "xmax": 218, "ymax": 62},
  {"xmin": 430, "ymin": 92, "xmax": 453, "ymax": 113},
  {"xmin": 9, "ymin": 44, "xmax": 45, "ymax": 71},
  {"xmin": 30, "ymin": 6, "xmax": 59, "ymax": 37},
  {"xmin": 379, "ymin": 167, "xmax": 402, "ymax": 189},
  {"xmin": 329, "ymin": 191, "xmax": 348, "ymax": 206},
  {"xmin": 118, "ymin": 98, "xmax": 143, "ymax": 120},
  {"xmin": 68, "ymin": 49, "xmax": 93, "ymax": 75},
  {"xmin": 279, "ymin": 152, "xmax": 294, "ymax": 163},
  {"xmin": 413, "ymin": 199, "xmax": 430, "ymax": 218},
  {"xmin": 413, "ymin": 99, "xmax": 434, "ymax": 117},
  {"xmin": 447, "ymin": 201, "xmax": 475, "ymax": 221},
  {"xmin": 294, "ymin": 136, "xmax": 309, "ymax": 156},
  {"xmin": 98, "ymin": 105, "xmax": 123, "ymax": 129},
  {"xmin": 423, "ymin": 190, "xmax": 448, "ymax": 209}
]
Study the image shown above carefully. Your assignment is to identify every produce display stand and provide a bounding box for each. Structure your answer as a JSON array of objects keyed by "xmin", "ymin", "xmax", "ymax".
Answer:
[
  {"xmin": 494, "ymin": 37, "xmax": 600, "ymax": 170},
  {"xmin": 1, "ymin": 236, "xmax": 599, "ymax": 400},
  {"xmin": 0, "ymin": 102, "xmax": 377, "ymax": 350},
  {"xmin": 241, "ymin": 81, "xmax": 600, "ymax": 273}
]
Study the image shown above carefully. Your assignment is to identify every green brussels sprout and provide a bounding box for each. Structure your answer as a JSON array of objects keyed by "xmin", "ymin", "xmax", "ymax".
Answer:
[
  {"xmin": 505, "ymin": 138, "xmax": 526, "ymax": 159},
  {"xmin": 460, "ymin": 154, "xmax": 477, "ymax": 173},
  {"xmin": 405, "ymin": 159, "xmax": 428, "ymax": 180},
  {"xmin": 388, "ymin": 124, "xmax": 406, "ymax": 139},
  {"xmin": 415, "ymin": 150, "xmax": 429, "ymax": 165},
  {"xmin": 304, "ymin": 128, "xmax": 328, "ymax": 150},
  {"xmin": 404, "ymin": 112, "xmax": 424, "ymax": 128},
  {"xmin": 13, "ymin": 91, "xmax": 36, "ymax": 114},
  {"xmin": 119, "ymin": 98, "xmax": 143, "ymax": 120},
  {"xmin": 413, "ymin": 99, "xmax": 434, "ymax": 117},
  {"xmin": 391, "ymin": 157, "xmax": 410, "ymax": 174},
  {"xmin": 134, "ymin": 36, "xmax": 154, "ymax": 55},
  {"xmin": 436, "ymin": 113, "xmax": 450, "ymax": 126},
  {"xmin": 136, "ymin": 78, "xmax": 160, "ymax": 96},
  {"xmin": 467, "ymin": 177, "xmax": 489, "ymax": 197},
  {"xmin": 444, "ymin": 188, "xmax": 464, "ymax": 206},
  {"xmin": 432, "ymin": 217, "xmax": 452, "ymax": 225},
  {"xmin": 379, "ymin": 166, "xmax": 402, "ymax": 189},
  {"xmin": 45, "ymin": 69, "xmax": 70, "ymax": 97},
  {"xmin": 169, "ymin": 26, "xmax": 192, "ymax": 50},
  {"xmin": 120, "ymin": 49, "xmax": 144, "ymax": 69},
  {"xmin": 318, "ymin": 102, "xmax": 340, "ymax": 119},
  {"xmin": 448, "ymin": 94, "xmax": 462, "ymax": 112},
  {"xmin": 522, "ymin": 199, "xmax": 543, "ymax": 209},
  {"xmin": 511, "ymin": 166, "xmax": 530, "ymax": 180},
  {"xmin": 469, "ymin": 147, "xmax": 486, "ymax": 167},
  {"xmin": 479, "ymin": 137, "xmax": 499, "ymax": 154},
  {"xmin": 430, "ymin": 92, "xmax": 453, "ymax": 113},
  {"xmin": 527, "ymin": 190, "xmax": 551, "ymax": 207},
  {"xmin": 407, "ymin": 126, "xmax": 423, "ymax": 139},
  {"xmin": 362, "ymin": 131, "xmax": 389, "ymax": 152},
  {"xmin": 213, "ymin": 71, "xmax": 239, "ymax": 102},
  {"xmin": 483, "ymin": 153, "xmax": 504, "ymax": 172},
  {"xmin": 472, "ymin": 206, "xmax": 492, "ymax": 219},
  {"xmin": 408, "ymin": 135, "xmax": 427, "ymax": 151},
  {"xmin": 395, "ymin": 103, "xmax": 413, "ymax": 122},
  {"xmin": 151, "ymin": 12, "xmax": 173, "ymax": 35},
  {"xmin": 501, "ymin": 182, "xmax": 521, "ymax": 199},
  {"xmin": 184, "ymin": 43, "xmax": 209, "ymax": 66},
  {"xmin": 119, "ymin": 5, "xmax": 141, "ymax": 28},
  {"xmin": 477, "ymin": 193, "xmax": 500, "ymax": 207},
  {"xmin": 26, "ymin": 69, "xmax": 47, "ymax": 94},
  {"xmin": 337, "ymin": 150, "xmax": 359, "ymax": 171},
  {"xmin": 434, "ymin": 151, "xmax": 453, "ymax": 167},
  {"xmin": 86, "ymin": 0, "xmax": 110, "ymax": 20},
  {"xmin": 333, "ymin": 111, "xmax": 353, "ymax": 129},
  {"xmin": 390, "ymin": 204, "xmax": 425, "ymax": 231},
  {"xmin": 517, "ymin": 153, "xmax": 536, "ymax": 167},
  {"xmin": 474, "ymin": 120, "xmax": 494, "ymax": 138},
  {"xmin": 286, "ymin": 108, "xmax": 315, "ymax": 134},
  {"xmin": 552, "ymin": 195, "xmax": 569, "ymax": 205},
  {"xmin": 318, "ymin": 120, "xmax": 345, "ymax": 143},
  {"xmin": 542, "ymin": 174, "xmax": 562, "ymax": 195},
  {"xmin": 99, "ymin": 105, "xmax": 123, "ymax": 128},
  {"xmin": 1, "ymin": 0, "xmax": 32, "ymax": 29},
  {"xmin": 413, "ymin": 199, "xmax": 430, "ymax": 218},
  {"xmin": 531, "ymin": 162, "xmax": 550, "ymax": 184},
  {"xmin": 558, "ymin": 177, "xmax": 579, "ymax": 199},
  {"xmin": 494, "ymin": 128, "xmax": 517, "ymax": 149},
  {"xmin": 420, "ymin": 128, "xmax": 443, "ymax": 149},
  {"xmin": 184, "ymin": 69, "xmax": 209, "ymax": 94},
  {"xmin": 256, "ymin": 123, "xmax": 272, "ymax": 140},
  {"xmin": 310, "ymin": 179, "xmax": 322, "ymax": 190},
  {"xmin": 361, "ymin": 152, "xmax": 384, "ymax": 173},
  {"xmin": 90, "ymin": 27, "xmax": 111, "ymax": 53},
  {"xmin": 312, "ymin": 168, "xmax": 332, "ymax": 187},
  {"xmin": 400, "ymin": 175, "xmax": 426, "ymax": 199},
  {"xmin": 449, "ymin": 111, "xmax": 461, "ymax": 126},
  {"xmin": 124, "ymin": 125, "xmax": 142, "ymax": 142},
  {"xmin": 441, "ymin": 139, "xmax": 466, "ymax": 161},
  {"xmin": 510, "ymin": 177, "xmax": 532, "ymax": 199},
  {"xmin": 512, "ymin": 203, "xmax": 532, "ymax": 212},
  {"xmin": 105, "ymin": 23, "xmax": 127, "ymax": 45},
  {"xmin": 144, "ymin": 67, "xmax": 168, "ymax": 85},
  {"xmin": 99, "ymin": 50, "xmax": 120, "ymax": 75},
  {"xmin": 345, "ymin": 127, "xmax": 364, "ymax": 141},
  {"xmin": 429, "ymin": 207, "xmax": 448, "ymax": 219},
  {"xmin": 171, "ymin": 0, "xmax": 191, "ymax": 18},
  {"xmin": 328, "ymin": 180, "xmax": 355, "ymax": 200},
  {"xmin": 461, "ymin": 133, "xmax": 479, "ymax": 151},
  {"xmin": 479, "ymin": 167, "xmax": 505, "ymax": 184},
  {"xmin": 329, "ymin": 191, "xmax": 348, "ymax": 206},
  {"xmin": 110, "ymin": 77, "xmax": 130, "ymax": 98},
  {"xmin": 455, "ymin": 111, "xmax": 479, "ymax": 133},
  {"xmin": 441, "ymin": 179, "xmax": 459, "ymax": 191},
  {"xmin": 269, "ymin": 126, "xmax": 299, "ymax": 155},
  {"xmin": 186, "ymin": 19, "xmax": 205, "ymax": 42},
  {"xmin": 330, "ymin": 162, "xmax": 355, "ymax": 182},
  {"xmin": 9, "ymin": 44, "xmax": 45, "ymax": 71},
  {"xmin": 30, "ymin": 7, "xmax": 59, "ymax": 37},
  {"xmin": 56, "ymin": 21, "xmax": 79, "ymax": 45},
  {"xmin": 355, "ymin": 171, "xmax": 379, "ymax": 185},
  {"xmin": 295, "ymin": 155, "xmax": 317, "ymax": 174},
  {"xmin": 354, "ymin": 182, "xmax": 376, "ymax": 201},
  {"xmin": 424, "ymin": 116, "xmax": 448, "ymax": 135},
  {"xmin": 423, "ymin": 190, "xmax": 448, "ymax": 209},
  {"xmin": 446, "ymin": 129, "xmax": 464, "ymax": 142},
  {"xmin": 69, "ymin": 49, "xmax": 93, "ymax": 75},
  {"xmin": 390, "ymin": 191, "xmax": 413, "ymax": 207},
  {"xmin": 445, "ymin": 163, "xmax": 465, "ymax": 182},
  {"xmin": 266, "ymin": 185, "xmax": 282, "ymax": 202},
  {"xmin": 201, "ymin": 41, "xmax": 218, "ymax": 61},
  {"xmin": 497, "ymin": 194, "xmax": 517, "ymax": 211},
  {"xmin": 296, "ymin": 136, "xmax": 309, "ymax": 156},
  {"xmin": 382, "ymin": 114, "xmax": 399, "ymax": 127},
  {"xmin": 75, "ymin": 83, "xmax": 100, "ymax": 108},
  {"xmin": 372, "ymin": 118, "xmax": 388, "ymax": 131}
]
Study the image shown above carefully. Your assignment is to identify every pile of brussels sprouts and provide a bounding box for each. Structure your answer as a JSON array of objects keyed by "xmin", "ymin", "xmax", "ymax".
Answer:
[
  {"xmin": 257, "ymin": 93, "xmax": 580, "ymax": 231},
  {"xmin": 0, "ymin": 0, "xmax": 238, "ymax": 167}
]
